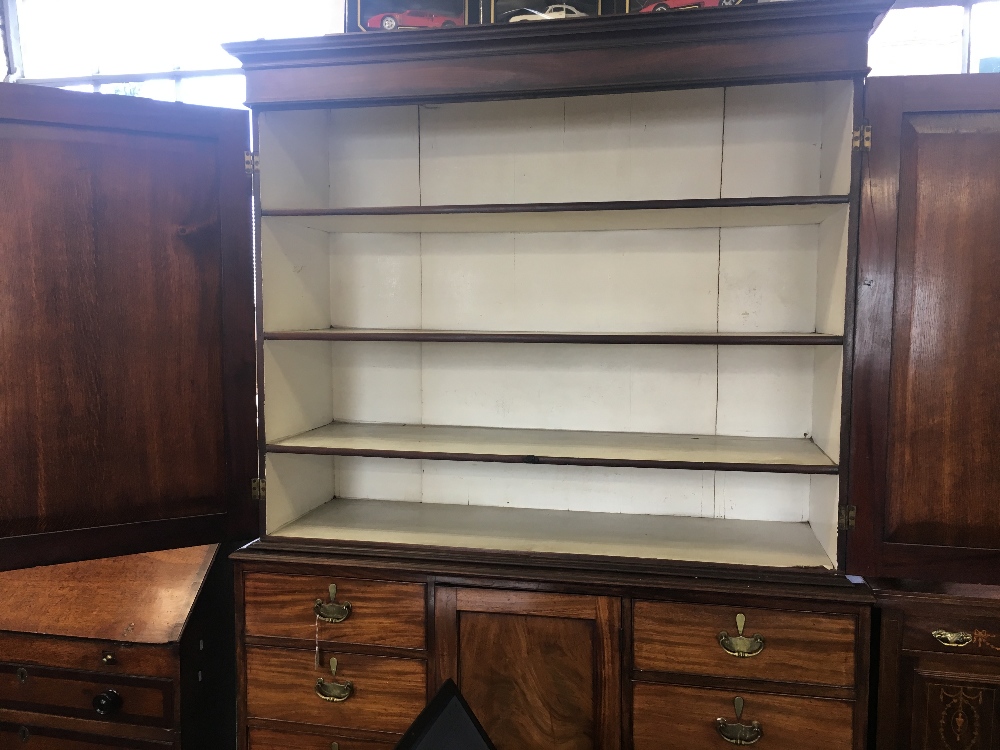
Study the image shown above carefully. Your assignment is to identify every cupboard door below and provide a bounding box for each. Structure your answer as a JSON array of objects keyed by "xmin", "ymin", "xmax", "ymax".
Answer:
[{"xmin": 433, "ymin": 588, "xmax": 620, "ymax": 750}]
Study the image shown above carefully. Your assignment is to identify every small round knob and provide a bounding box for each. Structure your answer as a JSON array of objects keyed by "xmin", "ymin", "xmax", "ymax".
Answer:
[
  {"xmin": 92, "ymin": 689, "xmax": 123, "ymax": 716},
  {"xmin": 101, "ymin": 653, "xmax": 117, "ymax": 666}
]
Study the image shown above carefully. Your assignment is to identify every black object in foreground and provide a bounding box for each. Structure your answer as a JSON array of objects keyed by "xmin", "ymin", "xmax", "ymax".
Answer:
[{"xmin": 394, "ymin": 679, "xmax": 497, "ymax": 750}]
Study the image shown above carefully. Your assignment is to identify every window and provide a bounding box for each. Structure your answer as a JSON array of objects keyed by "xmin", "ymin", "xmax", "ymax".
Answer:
[
  {"xmin": 869, "ymin": 0, "xmax": 1000, "ymax": 76},
  {"xmin": 10, "ymin": 0, "xmax": 343, "ymax": 107}
]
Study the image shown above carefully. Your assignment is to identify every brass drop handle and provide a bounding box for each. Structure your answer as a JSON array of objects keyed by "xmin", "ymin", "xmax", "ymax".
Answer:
[
  {"xmin": 932, "ymin": 629, "xmax": 973, "ymax": 647},
  {"xmin": 716, "ymin": 697, "xmax": 762, "ymax": 745},
  {"xmin": 315, "ymin": 657, "xmax": 354, "ymax": 703},
  {"xmin": 719, "ymin": 614, "xmax": 765, "ymax": 658},
  {"xmin": 314, "ymin": 584, "xmax": 352, "ymax": 624}
]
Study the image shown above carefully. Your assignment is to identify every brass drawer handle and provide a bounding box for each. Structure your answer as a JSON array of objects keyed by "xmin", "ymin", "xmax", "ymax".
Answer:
[
  {"xmin": 932, "ymin": 629, "xmax": 973, "ymax": 647},
  {"xmin": 314, "ymin": 584, "xmax": 352, "ymax": 624},
  {"xmin": 719, "ymin": 614, "xmax": 765, "ymax": 658},
  {"xmin": 716, "ymin": 697, "xmax": 762, "ymax": 746},
  {"xmin": 315, "ymin": 657, "xmax": 354, "ymax": 703}
]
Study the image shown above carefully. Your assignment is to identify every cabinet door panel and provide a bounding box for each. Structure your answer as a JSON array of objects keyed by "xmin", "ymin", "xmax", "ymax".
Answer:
[
  {"xmin": 433, "ymin": 588, "xmax": 620, "ymax": 750},
  {"xmin": 0, "ymin": 83, "xmax": 256, "ymax": 570},
  {"xmin": 849, "ymin": 75, "xmax": 1000, "ymax": 583}
]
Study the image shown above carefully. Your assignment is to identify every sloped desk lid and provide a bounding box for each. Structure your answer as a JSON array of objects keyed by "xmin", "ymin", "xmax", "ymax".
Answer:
[{"xmin": 0, "ymin": 545, "xmax": 217, "ymax": 644}]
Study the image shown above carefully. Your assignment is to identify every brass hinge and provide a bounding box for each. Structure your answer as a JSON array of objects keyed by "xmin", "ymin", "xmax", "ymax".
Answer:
[
  {"xmin": 251, "ymin": 478, "xmax": 266, "ymax": 502},
  {"xmin": 839, "ymin": 505, "xmax": 857, "ymax": 532},
  {"xmin": 244, "ymin": 151, "xmax": 260, "ymax": 175},
  {"xmin": 852, "ymin": 124, "xmax": 872, "ymax": 152}
]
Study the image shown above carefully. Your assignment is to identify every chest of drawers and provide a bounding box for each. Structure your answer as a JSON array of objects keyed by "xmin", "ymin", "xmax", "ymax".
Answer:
[
  {"xmin": 0, "ymin": 546, "xmax": 234, "ymax": 750},
  {"xmin": 234, "ymin": 547, "xmax": 872, "ymax": 749}
]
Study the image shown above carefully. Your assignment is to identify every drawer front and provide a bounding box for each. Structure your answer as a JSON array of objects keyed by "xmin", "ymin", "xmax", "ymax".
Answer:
[
  {"xmin": 0, "ymin": 664, "xmax": 172, "ymax": 727},
  {"xmin": 633, "ymin": 600, "xmax": 857, "ymax": 687},
  {"xmin": 245, "ymin": 646, "xmax": 425, "ymax": 734},
  {"xmin": 899, "ymin": 608, "xmax": 1000, "ymax": 658},
  {"xmin": 0, "ymin": 634, "xmax": 175, "ymax": 680},
  {"xmin": 250, "ymin": 727, "xmax": 396, "ymax": 749},
  {"xmin": 633, "ymin": 682, "xmax": 854, "ymax": 750},
  {"xmin": 244, "ymin": 573, "xmax": 426, "ymax": 650},
  {"xmin": 0, "ymin": 721, "xmax": 174, "ymax": 749}
]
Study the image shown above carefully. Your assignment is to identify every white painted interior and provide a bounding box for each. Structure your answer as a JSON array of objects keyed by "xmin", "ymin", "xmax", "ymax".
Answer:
[
  {"xmin": 257, "ymin": 79, "xmax": 857, "ymax": 568},
  {"xmin": 260, "ymin": 220, "xmax": 848, "ymax": 336},
  {"xmin": 272, "ymin": 496, "xmax": 835, "ymax": 569},
  {"xmin": 258, "ymin": 80, "xmax": 855, "ymax": 210}
]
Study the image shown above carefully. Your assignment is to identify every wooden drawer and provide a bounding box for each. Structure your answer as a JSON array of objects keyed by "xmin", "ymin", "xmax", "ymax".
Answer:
[
  {"xmin": 245, "ymin": 646, "xmax": 425, "ymax": 734},
  {"xmin": 244, "ymin": 573, "xmax": 426, "ymax": 650},
  {"xmin": 0, "ymin": 634, "xmax": 175, "ymax": 680},
  {"xmin": 249, "ymin": 726, "xmax": 396, "ymax": 749},
  {"xmin": 898, "ymin": 608, "xmax": 1000, "ymax": 658},
  {"xmin": 0, "ymin": 664, "xmax": 172, "ymax": 728},
  {"xmin": 633, "ymin": 682, "xmax": 854, "ymax": 750},
  {"xmin": 633, "ymin": 600, "xmax": 856, "ymax": 687},
  {"xmin": 0, "ymin": 720, "xmax": 174, "ymax": 749}
]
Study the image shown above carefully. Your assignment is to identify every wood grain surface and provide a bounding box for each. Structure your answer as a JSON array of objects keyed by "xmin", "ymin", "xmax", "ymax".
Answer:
[
  {"xmin": 848, "ymin": 75, "xmax": 1000, "ymax": 583},
  {"xmin": 0, "ymin": 664, "xmax": 171, "ymax": 726},
  {"xmin": 885, "ymin": 110, "xmax": 1000, "ymax": 550},
  {"xmin": 0, "ymin": 721, "xmax": 174, "ymax": 749},
  {"xmin": 243, "ymin": 573, "xmax": 425, "ymax": 650},
  {"xmin": 225, "ymin": 2, "xmax": 887, "ymax": 107},
  {"xmin": 245, "ymin": 647, "xmax": 425, "ymax": 734},
  {"xmin": 0, "ymin": 635, "xmax": 174, "ymax": 681},
  {"xmin": 633, "ymin": 600, "xmax": 856, "ymax": 687},
  {"xmin": 248, "ymin": 726, "xmax": 396, "ymax": 750},
  {"xmin": 0, "ymin": 120, "xmax": 225, "ymax": 534},
  {"xmin": 435, "ymin": 587, "xmax": 620, "ymax": 750},
  {"xmin": 0, "ymin": 546, "xmax": 215, "ymax": 644},
  {"xmin": 632, "ymin": 682, "xmax": 854, "ymax": 750},
  {"xmin": 460, "ymin": 612, "xmax": 595, "ymax": 750},
  {"xmin": 0, "ymin": 82, "xmax": 257, "ymax": 570}
]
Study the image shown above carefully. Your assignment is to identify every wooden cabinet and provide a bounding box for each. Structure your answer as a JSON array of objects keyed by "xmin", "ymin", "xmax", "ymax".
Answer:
[
  {"xmin": 220, "ymin": 9, "xmax": 890, "ymax": 742},
  {"xmin": 874, "ymin": 583, "xmax": 1000, "ymax": 750},
  {"xmin": 0, "ymin": 546, "xmax": 235, "ymax": 750}
]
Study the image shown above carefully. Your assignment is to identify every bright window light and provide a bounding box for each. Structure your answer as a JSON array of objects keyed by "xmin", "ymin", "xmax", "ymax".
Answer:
[
  {"xmin": 972, "ymin": 1, "xmax": 1000, "ymax": 72},
  {"xmin": 869, "ymin": 5, "xmax": 967, "ymax": 76}
]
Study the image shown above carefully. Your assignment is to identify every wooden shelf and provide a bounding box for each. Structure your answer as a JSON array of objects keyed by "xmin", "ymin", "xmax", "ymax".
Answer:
[
  {"xmin": 266, "ymin": 422, "xmax": 838, "ymax": 474},
  {"xmin": 271, "ymin": 498, "xmax": 835, "ymax": 569},
  {"xmin": 263, "ymin": 329, "xmax": 845, "ymax": 345},
  {"xmin": 263, "ymin": 196, "xmax": 849, "ymax": 234}
]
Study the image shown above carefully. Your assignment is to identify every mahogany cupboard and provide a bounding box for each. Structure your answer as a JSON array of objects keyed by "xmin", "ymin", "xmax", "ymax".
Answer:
[
  {"xmin": 2, "ymin": 1, "xmax": 1000, "ymax": 748},
  {"xmin": 227, "ymin": 5, "xmax": 886, "ymax": 745}
]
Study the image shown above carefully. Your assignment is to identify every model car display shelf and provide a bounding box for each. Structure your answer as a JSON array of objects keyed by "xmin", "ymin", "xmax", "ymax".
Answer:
[{"xmin": 224, "ymin": 3, "xmax": 880, "ymax": 575}]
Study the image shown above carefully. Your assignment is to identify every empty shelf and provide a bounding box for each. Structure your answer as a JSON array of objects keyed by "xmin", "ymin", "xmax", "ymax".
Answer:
[
  {"xmin": 266, "ymin": 422, "xmax": 838, "ymax": 474},
  {"xmin": 263, "ymin": 196, "xmax": 849, "ymax": 233},
  {"xmin": 271, "ymin": 498, "xmax": 835, "ymax": 569},
  {"xmin": 263, "ymin": 329, "xmax": 845, "ymax": 345}
]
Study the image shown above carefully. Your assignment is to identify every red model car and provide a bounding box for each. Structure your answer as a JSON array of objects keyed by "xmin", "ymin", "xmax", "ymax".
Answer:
[
  {"xmin": 366, "ymin": 9, "xmax": 465, "ymax": 29},
  {"xmin": 639, "ymin": 0, "xmax": 747, "ymax": 12}
]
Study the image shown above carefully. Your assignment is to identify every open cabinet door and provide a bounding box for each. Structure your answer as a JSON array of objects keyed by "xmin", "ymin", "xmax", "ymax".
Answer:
[
  {"xmin": 0, "ymin": 83, "xmax": 257, "ymax": 570},
  {"xmin": 848, "ymin": 74, "xmax": 1000, "ymax": 584}
]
